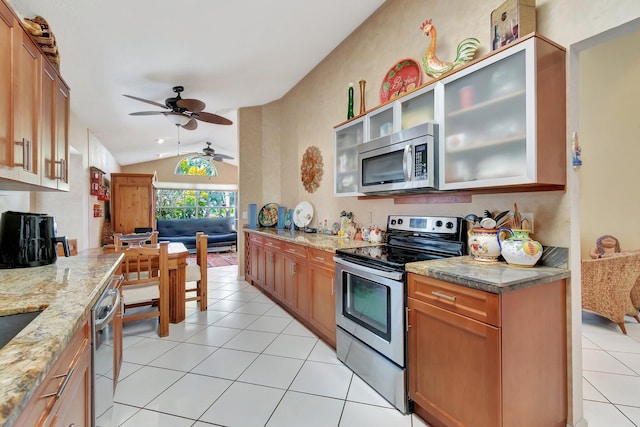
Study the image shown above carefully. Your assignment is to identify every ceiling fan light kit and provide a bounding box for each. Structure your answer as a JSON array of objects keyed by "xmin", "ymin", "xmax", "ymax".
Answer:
[{"xmin": 164, "ymin": 112, "xmax": 191, "ymax": 126}]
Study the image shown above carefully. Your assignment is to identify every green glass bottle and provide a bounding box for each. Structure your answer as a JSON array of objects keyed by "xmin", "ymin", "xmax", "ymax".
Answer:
[{"xmin": 347, "ymin": 82, "xmax": 354, "ymax": 119}]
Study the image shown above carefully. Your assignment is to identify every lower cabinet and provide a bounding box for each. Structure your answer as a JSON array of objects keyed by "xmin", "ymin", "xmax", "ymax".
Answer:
[
  {"xmin": 245, "ymin": 232, "xmax": 336, "ymax": 347},
  {"xmin": 407, "ymin": 273, "xmax": 567, "ymax": 427},
  {"xmin": 307, "ymin": 248, "xmax": 336, "ymax": 344},
  {"xmin": 15, "ymin": 315, "xmax": 92, "ymax": 427}
]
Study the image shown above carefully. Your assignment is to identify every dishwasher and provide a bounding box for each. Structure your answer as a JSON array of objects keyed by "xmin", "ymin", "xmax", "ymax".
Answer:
[{"xmin": 92, "ymin": 275, "xmax": 122, "ymax": 427}]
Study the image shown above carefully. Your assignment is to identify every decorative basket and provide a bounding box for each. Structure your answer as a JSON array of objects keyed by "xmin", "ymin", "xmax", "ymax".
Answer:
[{"xmin": 22, "ymin": 16, "xmax": 60, "ymax": 70}]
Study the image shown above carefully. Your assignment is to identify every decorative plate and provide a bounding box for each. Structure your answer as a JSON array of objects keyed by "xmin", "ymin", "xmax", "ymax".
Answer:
[
  {"xmin": 258, "ymin": 203, "xmax": 279, "ymax": 227},
  {"xmin": 379, "ymin": 58, "xmax": 422, "ymax": 103},
  {"xmin": 284, "ymin": 209, "xmax": 294, "ymax": 229},
  {"xmin": 300, "ymin": 146, "xmax": 323, "ymax": 193},
  {"xmin": 293, "ymin": 201, "xmax": 314, "ymax": 228}
]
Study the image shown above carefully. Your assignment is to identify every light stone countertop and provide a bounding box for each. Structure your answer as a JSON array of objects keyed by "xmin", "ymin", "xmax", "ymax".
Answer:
[
  {"xmin": 406, "ymin": 256, "xmax": 571, "ymax": 294},
  {"xmin": 244, "ymin": 227, "xmax": 381, "ymax": 252},
  {"xmin": 0, "ymin": 251, "xmax": 123, "ymax": 427}
]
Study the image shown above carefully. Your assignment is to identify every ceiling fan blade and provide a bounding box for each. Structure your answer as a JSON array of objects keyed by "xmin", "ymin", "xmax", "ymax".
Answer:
[
  {"xmin": 176, "ymin": 98, "xmax": 206, "ymax": 113},
  {"xmin": 123, "ymin": 94, "xmax": 168, "ymax": 109},
  {"xmin": 191, "ymin": 111, "xmax": 233, "ymax": 125},
  {"xmin": 214, "ymin": 153, "xmax": 234, "ymax": 160},
  {"xmin": 129, "ymin": 111, "xmax": 166, "ymax": 116},
  {"xmin": 182, "ymin": 118, "xmax": 198, "ymax": 130}
]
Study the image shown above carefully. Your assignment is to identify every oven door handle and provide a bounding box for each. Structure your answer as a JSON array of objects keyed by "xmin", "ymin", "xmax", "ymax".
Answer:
[
  {"xmin": 333, "ymin": 257, "xmax": 404, "ymax": 281},
  {"xmin": 95, "ymin": 289, "xmax": 121, "ymax": 331}
]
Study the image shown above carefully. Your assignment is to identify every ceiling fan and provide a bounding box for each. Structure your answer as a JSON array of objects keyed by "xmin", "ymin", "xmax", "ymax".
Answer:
[
  {"xmin": 186, "ymin": 142, "xmax": 234, "ymax": 162},
  {"xmin": 123, "ymin": 85, "xmax": 233, "ymax": 130}
]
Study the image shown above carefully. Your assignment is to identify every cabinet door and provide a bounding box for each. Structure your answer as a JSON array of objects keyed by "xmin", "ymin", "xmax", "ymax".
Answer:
[
  {"xmin": 399, "ymin": 84, "xmax": 436, "ymax": 130},
  {"xmin": 367, "ymin": 102, "xmax": 396, "ymax": 140},
  {"xmin": 50, "ymin": 342, "xmax": 92, "ymax": 427},
  {"xmin": 438, "ymin": 37, "xmax": 565, "ymax": 190},
  {"xmin": 264, "ymin": 245, "xmax": 283, "ymax": 296},
  {"xmin": 40, "ymin": 61, "xmax": 57, "ymax": 189},
  {"xmin": 408, "ymin": 296, "xmax": 501, "ymax": 427},
  {"xmin": 334, "ymin": 116, "xmax": 365, "ymax": 196},
  {"xmin": 283, "ymin": 253, "xmax": 308, "ymax": 313},
  {"xmin": 54, "ymin": 77, "xmax": 70, "ymax": 191},
  {"xmin": 308, "ymin": 260, "xmax": 336, "ymax": 345},
  {"xmin": 111, "ymin": 174, "xmax": 155, "ymax": 234},
  {"xmin": 0, "ymin": 2, "xmax": 14, "ymax": 172},
  {"xmin": 12, "ymin": 29, "xmax": 41, "ymax": 185},
  {"xmin": 250, "ymin": 242, "xmax": 264, "ymax": 288}
]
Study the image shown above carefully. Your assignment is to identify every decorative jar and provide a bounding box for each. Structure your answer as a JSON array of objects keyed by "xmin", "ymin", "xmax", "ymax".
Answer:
[
  {"xmin": 496, "ymin": 228, "xmax": 543, "ymax": 267},
  {"xmin": 467, "ymin": 228, "xmax": 502, "ymax": 262}
]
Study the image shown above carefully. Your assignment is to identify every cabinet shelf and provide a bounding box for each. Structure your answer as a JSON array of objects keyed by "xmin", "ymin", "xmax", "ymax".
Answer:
[
  {"xmin": 446, "ymin": 134, "xmax": 526, "ymax": 154},
  {"xmin": 446, "ymin": 89, "xmax": 525, "ymax": 119}
]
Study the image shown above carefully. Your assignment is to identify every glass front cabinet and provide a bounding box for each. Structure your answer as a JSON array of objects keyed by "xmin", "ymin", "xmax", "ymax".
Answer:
[
  {"xmin": 437, "ymin": 36, "xmax": 566, "ymax": 190},
  {"xmin": 334, "ymin": 116, "xmax": 365, "ymax": 196}
]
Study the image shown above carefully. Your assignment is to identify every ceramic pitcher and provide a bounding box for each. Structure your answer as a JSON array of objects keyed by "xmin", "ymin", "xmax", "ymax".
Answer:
[
  {"xmin": 497, "ymin": 228, "xmax": 543, "ymax": 267},
  {"xmin": 467, "ymin": 228, "xmax": 502, "ymax": 262}
]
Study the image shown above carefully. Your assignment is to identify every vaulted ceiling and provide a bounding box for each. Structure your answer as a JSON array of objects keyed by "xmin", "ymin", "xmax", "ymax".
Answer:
[{"xmin": 8, "ymin": 0, "xmax": 385, "ymax": 165}]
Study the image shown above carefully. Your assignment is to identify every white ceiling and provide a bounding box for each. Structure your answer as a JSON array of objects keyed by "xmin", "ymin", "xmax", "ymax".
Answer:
[{"xmin": 8, "ymin": 0, "xmax": 385, "ymax": 166}]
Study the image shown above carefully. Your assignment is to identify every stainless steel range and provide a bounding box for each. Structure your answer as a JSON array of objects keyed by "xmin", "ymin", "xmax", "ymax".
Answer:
[{"xmin": 334, "ymin": 215, "xmax": 466, "ymax": 414}]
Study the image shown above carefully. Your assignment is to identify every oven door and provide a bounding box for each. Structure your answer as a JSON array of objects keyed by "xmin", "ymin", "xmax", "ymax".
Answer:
[{"xmin": 334, "ymin": 257, "xmax": 405, "ymax": 367}]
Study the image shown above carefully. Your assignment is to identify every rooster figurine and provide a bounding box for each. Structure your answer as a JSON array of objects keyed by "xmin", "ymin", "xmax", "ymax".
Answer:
[{"xmin": 420, "ymin": 19, "xmax": 480, "ymax": 78}]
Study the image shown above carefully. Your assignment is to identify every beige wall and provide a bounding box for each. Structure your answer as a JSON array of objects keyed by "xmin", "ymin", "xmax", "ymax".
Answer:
[
  {"xmin": 579, "ymin": 28, "xmax": 640, "ymax": 257},
  {"xmin": 121, "ymin": 154, "xmax": 238, "ymax": 185}
]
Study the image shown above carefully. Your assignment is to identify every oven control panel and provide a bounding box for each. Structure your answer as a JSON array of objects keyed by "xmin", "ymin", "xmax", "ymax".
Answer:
[{"xmin": 387, "ymin": 215, "xmax": 460, "ymax": 234}]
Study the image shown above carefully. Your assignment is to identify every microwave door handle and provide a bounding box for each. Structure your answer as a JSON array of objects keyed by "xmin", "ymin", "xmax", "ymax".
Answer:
[{"xmin": 403, "ymin": 145, "xmax": 412, "ymax": 181}]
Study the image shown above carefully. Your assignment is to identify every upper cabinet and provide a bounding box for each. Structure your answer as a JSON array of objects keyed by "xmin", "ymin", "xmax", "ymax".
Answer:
[
  {"xmin": 0, "ymin": 0, "xmax": 70, "ymax": 191},
  {"xmin": 334, "ymin": 116, "xmax": 365, "ymax": 197},
  {"xmin": 333, "ymin": 34, "xmax": 566, "ymax": 197},
  {"xmin": 437, "ymin": 36, "xmax": 565, "ymax": 190}
]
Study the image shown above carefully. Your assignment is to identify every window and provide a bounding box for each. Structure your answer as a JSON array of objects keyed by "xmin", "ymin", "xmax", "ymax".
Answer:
[{"xmin": 156, "ymin": 188, "xmax": 237, "ymax": 227}]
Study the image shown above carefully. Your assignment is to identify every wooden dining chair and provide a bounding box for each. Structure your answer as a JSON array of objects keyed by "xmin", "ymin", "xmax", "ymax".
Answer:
[
  {"xmin": 120, "ymin": 241, "xmax": 170, "ymax": 337},
  {"xmin": 185, "ymin": 233, "xmax": 208, "ymax": 311}
]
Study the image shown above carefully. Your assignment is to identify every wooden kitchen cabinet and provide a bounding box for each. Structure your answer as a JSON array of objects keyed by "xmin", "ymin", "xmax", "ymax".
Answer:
[
  {"xmin": 437, "ymin": 35, "xmax": 565, "ymax": 190},
  {"xmin": 263, "ymin": 238, "xmax": 283, "ymax": 295},
  {"xmin": 244, "ymin": 232, "xmax": 335, "ymax": 347},
  {"xmin": 110, "ymin": 173, "xmax": 156, "ymax": 234},
  {"xmin": 407, "ymin": 273, "xmax": 567, "ymax": 427},
  {"xmin": 40, "ymin": 60, "xmax": 70, "ymax": 190},
  {"xmin": 0, "ymin": 0, "xmax": 70, "ymax": 191},
  {"xmin": 307, "ymin": 248, "xmax": 336, "ymax": 346},
  {"xmin": 14, "ymin": 315, "xmax": 92, "ymax": 427},
  {"xmin": 282, "ymin": 242, "xmax": 308, "ymax": 316}
]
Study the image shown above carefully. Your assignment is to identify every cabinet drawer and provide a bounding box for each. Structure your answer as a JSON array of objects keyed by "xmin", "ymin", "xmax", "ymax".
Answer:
[
  {"xmin": 408, "ymin": 274, "xmax": 500, "ymax": 326},
  {"xmin": 263, "ymin": 237, "xmax": 282, "ymax": 250},
  {"xmin": 283, "ymin": 242, "xmax": 307, "ymax": 258},
  {"xmin": 249, "ymin": 234, "xmax": 264, "ymax": 244},
  {"xmin": 308, "ymin": 248, "xmax": 335, "ymax": 268}
]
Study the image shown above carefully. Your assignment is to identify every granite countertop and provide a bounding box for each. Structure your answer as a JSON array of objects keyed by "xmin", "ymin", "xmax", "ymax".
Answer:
[
  {"xmin": 0, "ymin": 251, "xmax": 123, "ymax": 427},
  {"xmin": 244, "ymin": 227, "xmax": 381, "ymax": 252},
  {"xmin": 406, "ymin": 255, "xmax": 571, "ymax": 294}
]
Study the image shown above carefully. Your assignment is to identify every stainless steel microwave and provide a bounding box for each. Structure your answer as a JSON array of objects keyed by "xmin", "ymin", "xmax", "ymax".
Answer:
[{"xmin": 357, "ymin": 122, "xmax": 438, "ymax": 195}]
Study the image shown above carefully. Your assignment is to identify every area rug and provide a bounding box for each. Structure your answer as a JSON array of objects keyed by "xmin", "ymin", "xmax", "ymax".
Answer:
[{"xmin": 188, "ymin": 251, "xmax": 238, "ymax": 267}]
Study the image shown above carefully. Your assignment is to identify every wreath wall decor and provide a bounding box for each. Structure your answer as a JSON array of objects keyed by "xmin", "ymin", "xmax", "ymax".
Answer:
[{"xmin": 301, "ymin": 146, "xmax": 323, "ymax": 193}]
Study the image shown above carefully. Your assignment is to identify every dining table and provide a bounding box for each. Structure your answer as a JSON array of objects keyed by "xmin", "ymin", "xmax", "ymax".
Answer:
[{"xmin": 105, "ymin": 241, "xmax": 190, "ymax": 323}]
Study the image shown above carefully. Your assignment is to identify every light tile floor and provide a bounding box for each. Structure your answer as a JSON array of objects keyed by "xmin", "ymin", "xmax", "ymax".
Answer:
[
  {"xmin": 113, "ymin": 265, "xmax": 635, "ymax": 426},
  {"xmin": 582, "ymin": 311, "xmax": 640, "ymax": 426},
  {"xmin": 112, "ymin": 264, "xmax": 427, "ymax": 427}
]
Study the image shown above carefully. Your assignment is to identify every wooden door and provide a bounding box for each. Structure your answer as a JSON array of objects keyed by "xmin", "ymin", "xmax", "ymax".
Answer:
[
  {"xmin": 408, "ymin": 296, "xmax": 501, "ymax": 427},
  {"xmin": 12, "ymin": 28, "xmax": 40, "ymax": 184},
  {"xmin": 308, "ymin": 257, "xmax": 336, "ymax": 345},
  {"xmin": 40, "ymin": 60, "xmax": 57, "ymax": 188},
  {"xmin": 54, "ymin": 77, "xmax": 70, "ymax": 190},
  {"xmin": 111, "ymin": 173, "xmax": 155, "ymax": 234},
  {"xmin": 0, "ymin": 2, "xmax": 14, "ymax": 172}
]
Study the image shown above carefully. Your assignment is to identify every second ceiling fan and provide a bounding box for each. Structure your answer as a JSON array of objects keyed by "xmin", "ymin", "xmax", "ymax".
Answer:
[{"xmin": 124, "ymin": 85, "xmax": 232, "ymax": 130}]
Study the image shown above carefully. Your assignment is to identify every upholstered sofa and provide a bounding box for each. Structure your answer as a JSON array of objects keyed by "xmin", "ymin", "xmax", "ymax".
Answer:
[{"xmin": 156, "ymin": 217, "xmax": 236, "ymax": 253}]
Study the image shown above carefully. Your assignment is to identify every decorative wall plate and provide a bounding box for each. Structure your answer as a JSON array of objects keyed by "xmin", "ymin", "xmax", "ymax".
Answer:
[
  {"xmin": 301, "ymin": 146, "xmax": 323, "ymax": 193},
  {"xmin": 380, "ymin": 58, "xmax": 422, "ymax": 103},
  {"xmin": 258, "ymin": 203, "xmax": 279, "ymax": 227},
  {"xmin": 293, "ymin": 201, "xmax": 314, "ymax": 228}
]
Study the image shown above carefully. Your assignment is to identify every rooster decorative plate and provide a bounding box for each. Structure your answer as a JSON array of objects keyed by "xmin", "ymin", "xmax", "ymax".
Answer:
[
  {"xmin": 301, "ymin": 146, "xmax": 323, "ymax": 193},
  {"xmin": 380, "ymin": 59, "xmax": 422, "ymax": 103}
]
